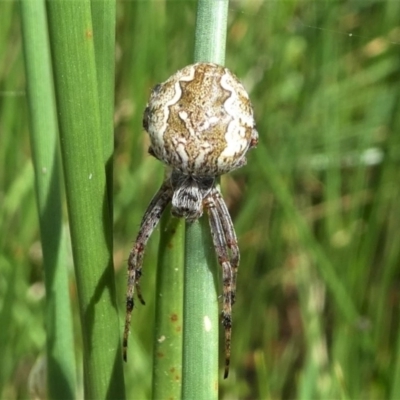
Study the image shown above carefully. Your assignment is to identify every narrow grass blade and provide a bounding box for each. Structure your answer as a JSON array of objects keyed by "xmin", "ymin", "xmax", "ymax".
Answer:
[
  {"xmin": 46, "ymin": 2, "xmax": 125, "ymax": 398},
  {"xmin": 255, "ymin": 145, "xmax": 360, "ymax": 323},
  {"xmin": 182, "ymin": 0, "xmax": 229, "ymax": 395},
  {"xmin": 20, "ymin": 1, "xmax": 76, "ymax": 398}
]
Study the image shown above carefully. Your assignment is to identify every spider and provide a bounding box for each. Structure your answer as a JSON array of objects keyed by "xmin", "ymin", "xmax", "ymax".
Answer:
[{"xmin": 123, "ymin": 62, "xmax": 258, "ymax": 378}]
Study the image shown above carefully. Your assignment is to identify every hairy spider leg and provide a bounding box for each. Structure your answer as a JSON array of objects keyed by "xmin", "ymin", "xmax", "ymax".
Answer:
[
  {"xmin": 204, "ymin": 193, "xmax": 233, "ymax": 379},
  {"xmin": 212, "ymin": 188, "xmax": 240, "ymax": 306},
  {"xmin": 123, "ymin": 181, "xmax": 173, "ymax": 362}
]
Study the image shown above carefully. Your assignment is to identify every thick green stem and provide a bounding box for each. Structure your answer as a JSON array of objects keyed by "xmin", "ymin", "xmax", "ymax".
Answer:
[
  {"xmin": 182, "ymin": 0, "xmax": 229, "ymax": 397},
  {"xmin": 193, "ymin": 0, "xmax": 228, "ymax": 64},
  {"xmin": 182, "ymin": 219, "xmax": 220, "ymax": 398},
  {"xmin": 20, "ymin": 1, "xmax": 76, "ymax": 398},
  {"xmin": 152, "ymin": 212, "xmax": 185, "ymax": 399},
  {"xmin": 46, "ymin": 2, "xmax": 125, "ymax": 398}
]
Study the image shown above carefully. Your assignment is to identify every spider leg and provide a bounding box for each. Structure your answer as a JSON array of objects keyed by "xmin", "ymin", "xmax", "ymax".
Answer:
[
  {"xmin": 204, "ymin": 193, "xmax": 233, "ymax": 379},
  {"xmin": 123, "ymin": 181, "xmax": 172, "ymax": 362},
  {"xmin": 212, "ymin": 187, "xmax": 240, "ymax": 306},
  {"xmin": 250, "ymin": 127, "xmax": 259, "ymax": 149}
]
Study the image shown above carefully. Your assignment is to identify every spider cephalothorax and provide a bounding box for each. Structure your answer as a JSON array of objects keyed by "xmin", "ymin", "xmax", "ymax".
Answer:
[
  {"xmin": 123, "ymin": 62, "xmax": 258, "ymax": 378},
  {"xmin": 170, "ymin": 171, "xmax": 215, "ymax": 221}
]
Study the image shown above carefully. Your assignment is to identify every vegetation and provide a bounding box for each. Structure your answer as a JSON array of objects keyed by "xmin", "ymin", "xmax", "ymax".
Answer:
[{"xmin": 1, "ymin": 0, "xmax": 400, "ymax": 398}]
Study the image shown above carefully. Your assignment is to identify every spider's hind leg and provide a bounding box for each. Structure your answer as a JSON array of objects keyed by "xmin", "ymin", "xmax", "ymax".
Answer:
[
  {"xmin": 213, "ymin": 189, "xmax": 240, "ymax": 306},
  {"xmin": 123, "ymin": 181, "xmax": 172, "ymax": 362},
  {"xmin": 204, "ymin": 192, "xmax": 235, "ymax": 379}
]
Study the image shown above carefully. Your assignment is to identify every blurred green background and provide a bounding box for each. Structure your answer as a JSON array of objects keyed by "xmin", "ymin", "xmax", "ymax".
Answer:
[{"xmin": 2, "ymin": 0, "xmax": 400, "ymax": 398}]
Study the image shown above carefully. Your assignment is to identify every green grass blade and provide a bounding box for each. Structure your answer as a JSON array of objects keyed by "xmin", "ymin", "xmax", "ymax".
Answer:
[
  {"xmin": 46, "ymin": 2, "xmax": 125, "ymax": 398},
  {"xmin": 19, "ymin": 1, "xmax": 76, "ymax": 398},
  {"xmin": 90, "ymin": 0, "xmax": 116, "ymax": 205},
  {"xmin": 182, "ymin": 0, "xmax": 229, "ymax": 397},
  {"xmin": 152, "ymin": 212, "xmax": 185, "ymax": 399}
]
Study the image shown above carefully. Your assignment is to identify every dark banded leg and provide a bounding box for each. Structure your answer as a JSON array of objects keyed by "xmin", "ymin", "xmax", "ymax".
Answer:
[
  {"xmin": 212, "ymin": 188, "xmax": 240, "ymax": 306},
  {"xmin": 123, "ymin": 181, "xmax": 172, "ymax": 362},
  {"xmin": 204, "ymin": 193, "xmax": 233, "ymax": 379}
]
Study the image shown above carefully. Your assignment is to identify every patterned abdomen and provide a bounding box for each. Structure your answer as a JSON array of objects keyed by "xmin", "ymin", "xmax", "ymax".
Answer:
[{"xmin": 143, "ymin": 63, "xmax": 258, "ymax": 176}]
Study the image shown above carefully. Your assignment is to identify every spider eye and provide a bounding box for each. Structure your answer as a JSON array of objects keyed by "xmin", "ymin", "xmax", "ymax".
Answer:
[{"xmin": 151, "ymin": 83, "xmax": 162, "ymax": 95}]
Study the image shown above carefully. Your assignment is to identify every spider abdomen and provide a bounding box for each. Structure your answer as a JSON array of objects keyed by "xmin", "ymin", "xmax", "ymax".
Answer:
[{"xmin": 143, "ymin": 63, "xmax": 258, "ymax": 176}]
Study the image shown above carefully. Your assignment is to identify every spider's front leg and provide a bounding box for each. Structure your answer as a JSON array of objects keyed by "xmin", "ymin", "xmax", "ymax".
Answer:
[
  {"xmin": 204, "ymin": 193, "xmax": 234, "ymax": 379},
  {"xmin": 123, "ymin": 181, "xmax": 172, "ymax": 362}
]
